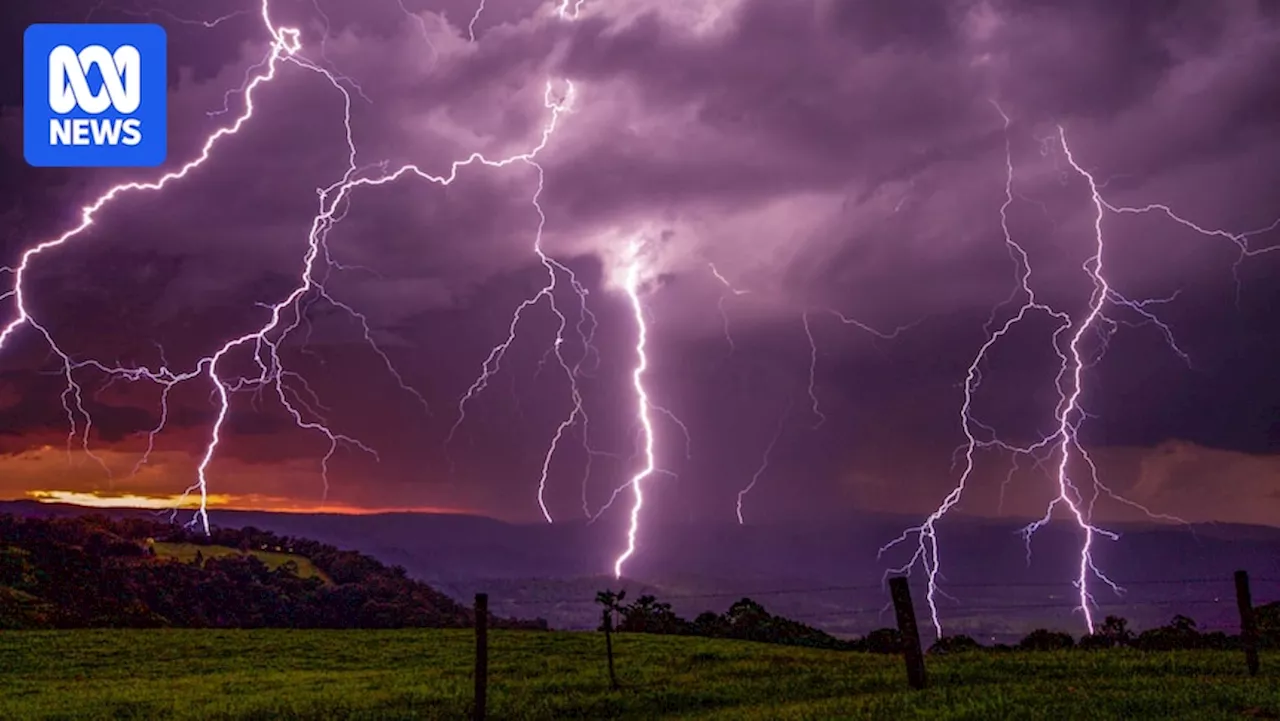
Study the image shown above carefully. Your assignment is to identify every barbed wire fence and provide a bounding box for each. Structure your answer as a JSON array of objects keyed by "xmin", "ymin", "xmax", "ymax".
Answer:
[
  {"xmin": 465, "ymin": 571, "xmax": 1275, "ymax": 717},
  {"xmin": 482, "ymin": 574, "xmax": 1279, "ymax": 631}
]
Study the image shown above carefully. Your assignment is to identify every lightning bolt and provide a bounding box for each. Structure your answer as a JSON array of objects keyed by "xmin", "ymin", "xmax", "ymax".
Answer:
[
  {"xmin": 804, "ymin": 308, "xmax": 920, "ymax": 429},
  {"xmin": 801, "ymin": 311, "xmax": 825, "ymax": 428},
  {"xmin": 1, "ymin": 0, "xmax": 577, "ymax": 534},
  {"xmin": 3, "ymin": 5, "xmax": 318, "ymax": 534},
  {"xmin": 440, "ymin": 106, "xmax": 590, "ymax": 526},
  {"xmin": 440, "ymin": 0, "xmax": 664, "ymax": 545},
  {"xmin": 708, "ymin": 264, "xmax": 918, "ymax": 431},
  {"xmin": 736, "ymin": 393, "xmax": 793, "ymax": 524},
  {"xmin": 612, "ymin": 239, "xmax": 657, "ymax": 578},
  {"xmin": 20, "ymin": 1, "xmax": 1271, "ymax": 603},
  {"xmin": 880, "ymin": 102, "xmax": 1277, "ymax": 639},
  {"xmin": 424, "ymin": 0, "xmax": 680, "ymax": 580},
  {"xmin": 86, "ymin": 2, "xmax": 250, "ymax": 27},
  {"xmin": 556, "ymin": 0, "xmax": 587, "ymax": 20},
  {"xmin": 467, "ymin": 0, "xmax": 485, "ymax": 42},
  {"xmin": 580, "ymin": 400, "xmax": 687, "ymax": 531},
  {"xmin": 708, "ymin": 262, "xmax": 749, "ymax": 355},
  {"xmin": 708, "ymin": 262, "xmax": 919, "ymax": 529}
]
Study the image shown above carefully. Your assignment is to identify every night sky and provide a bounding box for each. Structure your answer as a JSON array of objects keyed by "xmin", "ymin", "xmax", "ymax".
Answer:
[{"xmin": 0, "ymin": 0, "xmax": 1277, "ymax": 532}]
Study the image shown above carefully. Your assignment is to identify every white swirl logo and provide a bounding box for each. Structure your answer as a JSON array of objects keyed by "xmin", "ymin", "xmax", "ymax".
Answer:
[{"xmin": 47, "ymin": 44, "xmax": 141, "ymax": 115}]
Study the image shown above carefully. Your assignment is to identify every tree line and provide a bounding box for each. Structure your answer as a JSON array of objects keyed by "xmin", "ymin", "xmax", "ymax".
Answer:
[
  {"xmin": 595, "ymin": 589, "xmax": 1280, "ymax": 654},
  {"xmin": 0, "ymin": 513, "xmax": 546, "ymax": 631}
]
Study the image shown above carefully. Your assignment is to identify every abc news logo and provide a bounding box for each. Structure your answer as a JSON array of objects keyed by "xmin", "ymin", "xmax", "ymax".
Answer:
[
  {"xmin": 23, "ymin": 23, "xmax": 168, "ymax": 168},
  {"xmin": 48, "ymin": 44, "xmax": 144, "ymax": 147}
]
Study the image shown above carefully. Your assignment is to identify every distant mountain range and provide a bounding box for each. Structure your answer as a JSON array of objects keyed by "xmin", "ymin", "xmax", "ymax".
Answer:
[{"xmin": 4, "ymin": 499, "xmax": 1277, "ymax": 642}]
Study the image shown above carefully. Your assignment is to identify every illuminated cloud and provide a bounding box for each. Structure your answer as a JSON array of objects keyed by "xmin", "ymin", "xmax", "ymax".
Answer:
[{"xmin": 0, "ymin": 0, "xmax": 1275, "ymax": 531}]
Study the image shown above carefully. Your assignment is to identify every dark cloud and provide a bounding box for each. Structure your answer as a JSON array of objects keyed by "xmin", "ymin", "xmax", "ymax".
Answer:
[
  {"xmin": 0, "ymin": 0, "xmax": 1277, "ymax": 530},
  {"xmin": 827, "ymin": 0, "xmax": 967, "ymax": 52},
  {"xmin": 989, "ymin": 0, "xmax": 1184, "ymax": 118}
]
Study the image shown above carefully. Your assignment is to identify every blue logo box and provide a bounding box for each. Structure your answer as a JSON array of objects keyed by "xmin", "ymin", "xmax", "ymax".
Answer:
[{"xmin": 24, "ymin": 23, "xmax": 168, "ymax": 167}]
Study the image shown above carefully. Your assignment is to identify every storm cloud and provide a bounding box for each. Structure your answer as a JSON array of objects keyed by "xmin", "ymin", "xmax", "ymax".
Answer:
[{"xmin": 0, "ymin": 0, "xmax": 1277, "ymax": 528}]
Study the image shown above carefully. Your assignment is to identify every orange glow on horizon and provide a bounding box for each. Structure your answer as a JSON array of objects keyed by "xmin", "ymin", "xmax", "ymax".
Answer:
[
  {"xmin": 27, "ymin": 490, "xmax": 226, "ymax": 509},
  {"xmin": 23, "ymin": 490, "xmax": 468, "ymax": 516}
]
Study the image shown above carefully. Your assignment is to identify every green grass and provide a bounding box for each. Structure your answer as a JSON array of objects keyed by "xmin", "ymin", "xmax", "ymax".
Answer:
[
  {"xmin": 149, "ymin": 542, "xmax": 331, "ymax": 582},
  {"xmin": 0, "ymin": 630, "xmax": 1276, "ymax": 720}
]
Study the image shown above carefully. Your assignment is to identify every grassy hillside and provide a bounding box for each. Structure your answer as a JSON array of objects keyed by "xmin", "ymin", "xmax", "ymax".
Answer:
[
  {"xmin": 149, "ymin": 541, "xmax": 331, "ymax": 582},
  {"xmin": 0, "ymin": 514, "xmax": 543, "ymax": 630},
  {"xmin": 0, "ymin": 629, "xmax": 1276, "ymax": 720}
]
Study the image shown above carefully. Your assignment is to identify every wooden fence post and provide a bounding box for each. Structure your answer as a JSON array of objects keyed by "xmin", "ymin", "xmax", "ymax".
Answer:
[
  {"xmin": 474, "ymin": 593, "xmax": 489, "ymax": 720},
  {"xmin": 888, "ymin": 576, "xmax": 928, "ymax": 690},
  {"xmin": 1234, "ymin": 570, "xmax": 1259, "ymax": 676},
  {"xmin": 603, "ymin": 607, "xmax": 619, "ymax": 690}
]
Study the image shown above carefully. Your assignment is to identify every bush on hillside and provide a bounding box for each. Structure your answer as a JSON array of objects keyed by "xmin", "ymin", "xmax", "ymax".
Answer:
[{"xmin": 0, "ymin": 513, "xmax": 545, "ymax": 631}]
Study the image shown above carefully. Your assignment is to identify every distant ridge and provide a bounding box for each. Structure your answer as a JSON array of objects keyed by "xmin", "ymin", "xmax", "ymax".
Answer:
[
  {"xmin": 3, "ymin": 498, "xmax": 1277, "ymax": 641},
  {"xmin": 6, "ymin": 498, "xmax": 1273, "ymax": 536}
]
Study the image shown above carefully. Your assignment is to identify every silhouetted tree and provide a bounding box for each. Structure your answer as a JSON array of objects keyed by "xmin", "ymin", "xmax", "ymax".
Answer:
[
  {"xmin": 617, "ymin": 594, "xmax": 689, "ymax": 634},
  {"xmin": 1257, "ymin": 601, "xmax": 1280, "ymax": 649},
  {"xmin": 929, "ymin": 634, "xmax": 980, "ymax": 654},
  {"xmin": 1197, "ymin": 631, "xmax": 1235, "ymax": 650},
  {"xmin": 605, "ymin": 592, "xmax": 858, "ymax": 651},
  {"xmin": 1080, "ymin": 615, "xmax": 1133, "ymax": 649},
  {"xmin": 864, "ymin": 628, "xmax": 903, "ymax": 654},
  {"xmin": 1101, "ymin": 615, "xmax": 1133, "ymax": 645},
  {"xmin": 596, "ymin": 589, "xmax": 626, "ymax": 690},
  {"xmin": 1136, "ymin": 614, "xmax": 1202, "ymax": 651},
  {"xmin": 691, "ymin": 610, "xmax": 728, "ymax": 637},
  {"xmin": 1018, "ymin": 629, "xmax": 1075, "ymax": 650},
  {"xmin": 723, "ymin": 598, "xmax": 770, "ymax": 633}
]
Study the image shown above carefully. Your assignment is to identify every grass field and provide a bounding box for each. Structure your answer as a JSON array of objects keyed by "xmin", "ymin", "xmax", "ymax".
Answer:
[
  {"xmin": 0, "ymin": 630, "xmax": 1276, "ymax": 720},
  {"xmin": 149, "ymin": 542, "xmax": 331, "ymax": 582}
]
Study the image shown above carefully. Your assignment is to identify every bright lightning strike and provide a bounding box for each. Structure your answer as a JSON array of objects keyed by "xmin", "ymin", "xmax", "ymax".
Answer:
[
  {"xmin": 612, "ymin": 240, "xmax": 658, "ymax": 579},
  {"xmin": 432, "ymin": 0, "xmax": 672, "ymax": 573},
  {"xmin": 881, "ymin": 103, "xmax": 1275, "ymax": 640},
  {"xmin": 0, "ymin": 0, "xmax": 578, "ymax": 536},
  {"xmin": 556, "ymin": 0, "xmax": 587, "ymax": 20},
  {"xmin": 1, "ymin": 5, "xmax": 321, "ymax": 536}
]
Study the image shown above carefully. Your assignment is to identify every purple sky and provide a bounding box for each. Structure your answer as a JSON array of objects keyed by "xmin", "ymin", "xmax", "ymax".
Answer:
[{"xmin": 0, "ymin": 0, "xmax": 1278, "ymax": 530}]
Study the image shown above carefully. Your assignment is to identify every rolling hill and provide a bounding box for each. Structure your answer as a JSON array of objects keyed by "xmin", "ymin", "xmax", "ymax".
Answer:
[
  {"xmin": 3, "ymin": 500, "xmax": 1277, "ymax": 641},
  {"xmin": 0, "ymin": 510, "xmax": 544, "ymax": 631}
]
